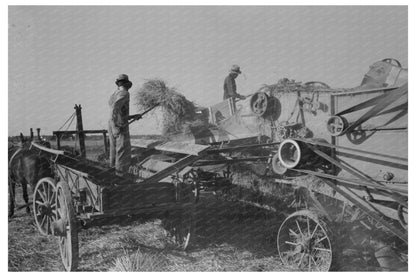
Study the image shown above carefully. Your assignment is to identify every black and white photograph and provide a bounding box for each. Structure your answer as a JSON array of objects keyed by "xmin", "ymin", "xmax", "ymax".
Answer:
[{"xmin": 7, "ymin": 3, "xmax": 409, "ymax": 272}]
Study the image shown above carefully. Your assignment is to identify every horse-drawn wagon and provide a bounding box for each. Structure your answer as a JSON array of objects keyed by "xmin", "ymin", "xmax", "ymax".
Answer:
[{"xmin": 29, "ymin": 141, "xmax": 205, "ymax": 271}]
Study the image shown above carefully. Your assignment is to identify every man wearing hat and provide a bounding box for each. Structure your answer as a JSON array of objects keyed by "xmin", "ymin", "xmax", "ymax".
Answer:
[
  {"xmin": 108, "ymin": 74, "xmax": 133, "ymax": 177},
  {"xmin": 223, "ymin": 65, "xmax": 246, "ymax": 101}
]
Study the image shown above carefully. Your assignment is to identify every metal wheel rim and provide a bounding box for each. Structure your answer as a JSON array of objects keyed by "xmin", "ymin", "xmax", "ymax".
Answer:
[
  {"xmin": 174, "ymin": 224, "xmax": 192, "ymax": 250},
  {"xmin": 174, "ymin": 206, "xmax": 195, "ymax": 250},
  {"xmin": 56, "ymin": 181, "xmax": 78, "ymax": 271},
  {"xmin": 277, "ymin": 210, "xmax": 332, "ymax": 271},
  {"xmin": 33, "ymin": 177, "xmax": 57, "ymax": 236}
]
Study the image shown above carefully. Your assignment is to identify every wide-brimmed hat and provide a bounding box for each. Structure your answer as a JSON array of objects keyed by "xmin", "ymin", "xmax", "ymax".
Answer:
[
  {"xmin": 115, "ymin": 74, "xmax": 132, "ymax": 87},
  {"xmin": 230, "ymin": 65, "xmax": 242, "ymax": 74}
]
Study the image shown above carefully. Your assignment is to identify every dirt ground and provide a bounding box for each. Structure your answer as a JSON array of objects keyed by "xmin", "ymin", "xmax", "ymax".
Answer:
[
  {"xmin": 9, "ymin": 186, "xmax": 290, "ymax": 271},
  {"xmin": 9, "ymin": 185, "xmax": 403, "ymax": 272}
]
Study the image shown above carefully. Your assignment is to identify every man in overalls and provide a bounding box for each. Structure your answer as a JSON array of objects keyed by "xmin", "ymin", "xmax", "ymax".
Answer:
[{"xmin": 108, "ymin": 74, "xmax": 132, "ymax": 177}]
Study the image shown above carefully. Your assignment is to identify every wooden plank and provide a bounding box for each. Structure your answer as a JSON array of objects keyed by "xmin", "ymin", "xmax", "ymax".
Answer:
[
  {"xmin": 141, "ymin": 159, "xmax": 173, "ymax": 172},
  {"xmin": 140, "ymin": 154, "xmax": 206, "ymax": 185},
  {"xmin": 53, "ymin": 129, "xmax": 108, "ymax": 135},
  {"xmin": 31, "ymin": 142, "xmax": 65, "ymax": 155},
  {"xmin": 330, "ymin": 86, "xmax": 399, "ymax": 96},
  {"xmin": 85, "ymin": 202, "xmax": 191, "ymax": 220},
  {"xmin": 155, "ymin": 141, "xmax": 210, "ymax": 156},
  {"xmin": 130, "ymin": 138, "xmax": 163, "ymax": 149}
]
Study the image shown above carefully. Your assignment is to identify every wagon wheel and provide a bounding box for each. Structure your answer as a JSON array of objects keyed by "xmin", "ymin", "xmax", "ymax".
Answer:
[
  {"xmin": 53, "ymin": 181, "xmax": 79, "ymax": 271},
  {"xmin": 277, "ymin": 210, "xmax": 333, "ymax": 271},
  {"xmin": 172, "ymin": 208, "xmax": 194, "ymax": 250},
  {"xmin": 177, "ymin": 185, "xmax": 196, "ymax": 250},
  {"xmin": 250, "ymin": 92, "xmax": 269, "ymax": 117},
  {"xmin": 33, "ymin": 177, "xmax": 57, "ymax": 236}
]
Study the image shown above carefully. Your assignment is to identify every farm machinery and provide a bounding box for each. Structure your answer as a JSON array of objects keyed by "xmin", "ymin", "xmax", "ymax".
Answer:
[
  {"xmin": 205, "ymin": 58, "xmax": 408, "ymax": 271},
  {"xmin": 12, "ymin": 58, "xmax": 407, "ymax": 271},
  {"xmin": 132, "ymin": 57, "xmax": 408, "ymax": 271}
]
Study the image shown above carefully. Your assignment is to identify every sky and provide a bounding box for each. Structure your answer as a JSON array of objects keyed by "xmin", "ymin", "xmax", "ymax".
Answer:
[{"xmin": 8, "ymin": 5, "xmax": 408, "ymax": 136}]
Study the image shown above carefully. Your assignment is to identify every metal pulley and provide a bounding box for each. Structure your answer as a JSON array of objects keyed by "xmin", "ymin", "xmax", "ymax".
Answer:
[
  {"xmin": 250, "ymin": 92, "xmax": 281, "ymax": 119},
  {"xmin": 277, "ymin": 139, "xmax": 332, "ymax": 170},
  {"xmin": 250, "ymin": 91, "xmax": 269, "ymax": 117},
  {"xmin": 278, "ymin": 139, "xmax": 304, "ymax": 169},
  {"xmin": 327, "ymin": 115, "xmax": 348, "ymax": 136}
]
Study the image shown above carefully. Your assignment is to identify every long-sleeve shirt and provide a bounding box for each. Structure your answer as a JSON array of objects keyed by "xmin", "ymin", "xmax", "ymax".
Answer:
[
  {"xmin": 223, "ymin": 74, "xmax": 238, "ymax": 100},
  {"xmin": 108, "ymin": 89, "xmax": 130, "ymax": 132}
]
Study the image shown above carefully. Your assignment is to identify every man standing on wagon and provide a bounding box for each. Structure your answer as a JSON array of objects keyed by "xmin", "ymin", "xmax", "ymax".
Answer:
[
  {"xmin": 223, "ymin": 65, "xmax": 246, "ymax": 101},
  {"xmin": 108, "ymin": 74, "xmax": 132, "ymax": 177}
]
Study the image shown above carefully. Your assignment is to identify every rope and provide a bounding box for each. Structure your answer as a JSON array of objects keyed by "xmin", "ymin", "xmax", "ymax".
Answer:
[
  {"xmin": 65, "ymin": 113, "xmax": 76, "ymax": 131},
  {"xmin": 58, "ymin": 112, "xmax": 76, "ymax": 131}
]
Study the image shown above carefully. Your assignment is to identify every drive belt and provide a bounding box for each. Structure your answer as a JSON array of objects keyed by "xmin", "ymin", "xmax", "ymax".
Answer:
[{"xmin": 335, "ymin": 84, "xmax": 407, "ymax": 133}]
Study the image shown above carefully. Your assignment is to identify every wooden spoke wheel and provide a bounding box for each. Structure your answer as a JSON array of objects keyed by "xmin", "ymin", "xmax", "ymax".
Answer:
[
  {"xmin": 170, "ymin": 202, "xmax": 195, "ymax": 250},
  {"xmin": 172, "ymin": 213, "xmax": 193, "ymax": 250},
  {"xmin": 33, "ymin": 177, "xmax": 57, "ymax": 236},
  {"xmin": 277, "ymin": 210, "xmax": 332, "ymax": 271},
  {"xmin": 54, "ymin": 181, "xmax": 79, "ymax": 271}
]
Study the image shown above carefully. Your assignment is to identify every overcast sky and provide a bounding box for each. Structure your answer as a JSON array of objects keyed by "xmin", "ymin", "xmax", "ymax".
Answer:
[{"xmin": 8, "ymin": 6, "xmax": 407, "ymax": 136}]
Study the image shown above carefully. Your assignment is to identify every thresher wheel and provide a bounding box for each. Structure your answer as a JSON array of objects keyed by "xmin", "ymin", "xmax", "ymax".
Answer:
[
  {"xmin": 277, "ymin": 210, "xmax": 333, "ymax": 271},
  {"xmin": 33, "ymin": 177, "xmax": 57, "ymax": 236},
  {"xmin": 54, "ymin": 181, "xmax": 79, "ymax": 271},
  {"xmin": 250, "ymin": 92, "xmax": 269, "ymax": 117}
]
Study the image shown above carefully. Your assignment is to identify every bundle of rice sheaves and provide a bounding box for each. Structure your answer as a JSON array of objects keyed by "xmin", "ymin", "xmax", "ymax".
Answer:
[{"xmin": 135, "ymin": 79, "xmax": 199, "ymax": 135}]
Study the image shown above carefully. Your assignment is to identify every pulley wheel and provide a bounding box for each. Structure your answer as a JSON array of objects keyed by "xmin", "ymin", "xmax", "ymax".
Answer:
[
  {"xmin": 327, "ymin": 115, "xmax": 348, "ymax": 136},
  {"xmin": 250, "ymin": 92, "xmax": 269, "ymax": 117}
]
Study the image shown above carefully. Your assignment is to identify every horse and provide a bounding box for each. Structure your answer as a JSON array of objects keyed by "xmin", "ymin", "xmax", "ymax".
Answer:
[{"xmin": 8, "ymin": 134, "xmax": 54, "ymax": 218}]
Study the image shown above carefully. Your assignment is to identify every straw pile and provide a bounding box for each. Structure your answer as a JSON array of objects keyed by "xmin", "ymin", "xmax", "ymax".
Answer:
[{"xmin": 135, "ymin": 79, "xmax": 199, "ymax": 135}]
